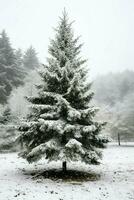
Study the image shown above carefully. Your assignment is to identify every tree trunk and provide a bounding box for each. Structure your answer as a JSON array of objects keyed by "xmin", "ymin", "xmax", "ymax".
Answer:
[
  {"xmin": 20, "ymin": 138, "xmax": 23, "ymax": 149},
  {"xmin": 118, "ymin": 133, "xmax": 120, "ymax": 146},
  {"xmin": 62, "ymin": 161, "xmax": 67, "ymax": 173}
]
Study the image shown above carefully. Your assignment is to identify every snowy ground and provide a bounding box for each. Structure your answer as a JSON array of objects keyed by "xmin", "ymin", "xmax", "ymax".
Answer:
[{"xmin": 0, "ymin": 143, "xmax": 134, "ymax": 200}]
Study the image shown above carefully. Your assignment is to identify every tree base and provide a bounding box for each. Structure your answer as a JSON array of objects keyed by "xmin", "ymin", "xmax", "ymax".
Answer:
[{"xmin": 62, "ymin": 161, "xmax": 67, "ymax": 173}]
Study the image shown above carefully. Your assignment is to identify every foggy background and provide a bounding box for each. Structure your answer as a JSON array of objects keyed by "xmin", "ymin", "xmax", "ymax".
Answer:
[{"xmin": 0, "ymin": 0, "xmax": 134, "ymax": 77}]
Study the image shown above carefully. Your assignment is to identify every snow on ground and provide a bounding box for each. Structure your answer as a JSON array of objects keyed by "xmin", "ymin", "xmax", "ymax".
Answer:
[{"xmin": 0, "ymin": 143, "xmax": 134, "ymax": 200}]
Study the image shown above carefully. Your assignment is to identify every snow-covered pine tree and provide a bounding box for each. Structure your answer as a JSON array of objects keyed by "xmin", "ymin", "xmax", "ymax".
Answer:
[{"xmin": 19, "ymin": 10, "xmax": 108, "ymax": 172}]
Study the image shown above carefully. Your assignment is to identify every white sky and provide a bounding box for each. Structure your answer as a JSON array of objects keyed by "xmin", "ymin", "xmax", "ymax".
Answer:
[{"xmin": 0, "ymin": 0, "xmax": 134, "ymax": 78}]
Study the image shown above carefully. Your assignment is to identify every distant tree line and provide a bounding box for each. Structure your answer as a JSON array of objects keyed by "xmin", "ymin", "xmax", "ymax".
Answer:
[
  {"xmin": 0, "ymin": 30, "xmax": 39, "ymax": 104},
  {"xmin": 93, "ymin": 70, "xmax": 134, "ymax": 141}
]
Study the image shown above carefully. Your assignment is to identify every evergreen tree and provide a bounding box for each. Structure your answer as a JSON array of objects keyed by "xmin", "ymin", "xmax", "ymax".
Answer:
[
  {"xmin": 15, "ymin": 49, "xmax": 23, "ymax": 68},
  {"xmin": 14, "ymin": 48, "xmax": 27, "ymax": 79},
  {"xmin": 19, "ymin": 11, "xmax": 107, "ymax": 171},
  {"xmin": 0, "ymin": 30, "xmax": 24, "ymax": 104},
  {"xmin": 23, "ymin": 46, "xmax": 39, "ymax": 70}
]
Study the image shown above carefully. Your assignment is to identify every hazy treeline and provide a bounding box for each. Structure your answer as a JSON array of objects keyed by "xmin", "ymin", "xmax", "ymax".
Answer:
[
  {"xmin": 93, "ymin": 70, "xmax": 134, "ymax": 141},
  {"xmin": 0, "ymin": 30, "xmax": 39, "ymax": 105}
]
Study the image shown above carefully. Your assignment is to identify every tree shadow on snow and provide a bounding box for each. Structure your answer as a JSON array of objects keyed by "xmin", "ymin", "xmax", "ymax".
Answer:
[{"xmin": 23, "ymin": 168, "xmax": 101, "ymax": 182}]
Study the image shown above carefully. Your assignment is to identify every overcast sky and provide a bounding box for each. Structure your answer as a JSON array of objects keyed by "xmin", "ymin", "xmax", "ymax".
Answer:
[{"xmin": 0, "ymin": 0, "xmax": 134, "ymax": 78}]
